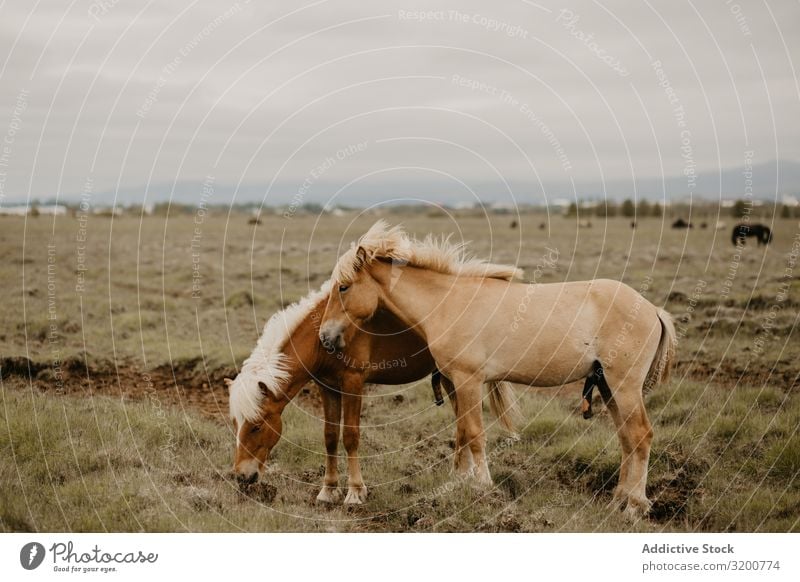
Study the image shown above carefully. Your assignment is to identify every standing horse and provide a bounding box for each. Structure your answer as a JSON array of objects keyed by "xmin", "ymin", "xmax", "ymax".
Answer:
[
  {"xmin": 228, "ymin": 278, "xmax": 518, "ymax": 504},
  {"xmin": 319, "ymin": 221, "xmax": 676, "ymax": 517},
  {"xmin": 731, "ymin": 223, "xmax": 772, "ymax": 246}
]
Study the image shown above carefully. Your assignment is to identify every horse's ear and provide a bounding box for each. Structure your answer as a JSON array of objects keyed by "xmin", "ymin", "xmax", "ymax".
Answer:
[
  {"xmin": 354, "ymin": 246, "xmax": 368, "ymax": 271},
  {"xmin": 258, "ymin": 381, "xmax": 279, "ymax": 401},
  {"xmin": 223, "ymin": 378, "xmax": 233, "ymax": 390}
]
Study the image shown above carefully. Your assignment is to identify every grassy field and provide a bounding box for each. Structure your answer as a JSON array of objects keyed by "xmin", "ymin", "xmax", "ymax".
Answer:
[{"xmin": 1, "ymin": 210, "xmax": 799, "ymax": 531}]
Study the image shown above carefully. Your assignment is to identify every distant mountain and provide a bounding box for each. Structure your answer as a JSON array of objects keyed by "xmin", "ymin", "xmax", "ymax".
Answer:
[
  {"xmin": 575, "ymin": 159, "xmax": 800, "ymax": 203},
  {"xmin": 57, "ymin": 159, "xmax": 800, "ymax": 208}
]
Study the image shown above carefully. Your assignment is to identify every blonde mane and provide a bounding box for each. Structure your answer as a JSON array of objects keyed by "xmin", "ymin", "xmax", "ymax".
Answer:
[
  {"xmin": 229, "ymin": 280, "xmax": 331, "ymax": 423},
  {"xmin": 331, "ymin": 220, "xmax": 524, "ymax": 284}
]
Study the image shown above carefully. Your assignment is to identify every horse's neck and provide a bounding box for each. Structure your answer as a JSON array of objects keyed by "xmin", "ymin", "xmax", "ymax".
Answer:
[
  {"xmin": 372, "ymin": 263, "xmax": 454, "ymax": 338},
  {"xmin": 279, "ymin": 303, "xmax": 324, "ymax": 394}
]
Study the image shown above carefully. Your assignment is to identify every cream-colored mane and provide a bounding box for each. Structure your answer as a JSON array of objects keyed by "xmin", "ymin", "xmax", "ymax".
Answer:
[
  {"xmin": 229, "ymin": 280, "xmax": 331, "ymax": 423},
  {"xmin": 332, "ymin": 220, "xmax": 524, "ymax": 284}
]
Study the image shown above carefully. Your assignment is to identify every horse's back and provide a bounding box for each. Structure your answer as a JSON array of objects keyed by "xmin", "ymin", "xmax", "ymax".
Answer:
[{"xmin": 477, "ymin": 278, "xmax": 657, "ymax": 385}]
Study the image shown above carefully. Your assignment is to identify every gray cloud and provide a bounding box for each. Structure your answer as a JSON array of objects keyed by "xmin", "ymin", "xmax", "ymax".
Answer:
[{"xmin": 0, "ymin": 0, "xmax": 798, "ymax": 205}]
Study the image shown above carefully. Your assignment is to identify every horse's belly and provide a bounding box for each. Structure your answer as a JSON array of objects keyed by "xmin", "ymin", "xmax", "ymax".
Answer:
[
  {"xmin": 479, "ymin": 290, "xmax": 598, "ymax": 385},
  {"xmin": 485, "ymin": 340, "xmax": 595, "ymax": 387}
]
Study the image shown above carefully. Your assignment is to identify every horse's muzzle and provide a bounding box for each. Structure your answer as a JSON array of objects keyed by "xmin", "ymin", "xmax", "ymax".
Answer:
[{"xmin": 319, "ymin": 323, "xmax": 346, "ymax": 351}]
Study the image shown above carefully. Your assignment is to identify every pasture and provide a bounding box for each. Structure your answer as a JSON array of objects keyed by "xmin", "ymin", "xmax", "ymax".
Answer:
[{"xmin": 1, "ymin": 210, "xmax": 799, "ymax": 532}]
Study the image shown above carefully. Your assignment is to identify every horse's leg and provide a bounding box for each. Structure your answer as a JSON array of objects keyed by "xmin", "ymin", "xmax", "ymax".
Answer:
[
  {"xmin": 451, "ymin": 371, "xmax": 492, "ymax": 487},
  {"xmin": 316, "ymin": 384, "xmax": 342, "ymax": 503},
  {"xmin": 442, "ymin": 374, "xmax": 475, "ymax": 476},
  {"xmin": 449, "ymin": 379, "xmax": 474, "ymax": 477},
  {"xmin": 341, "ymin": 373, "xmax": 368, "ymax": 504},
  {"xmin": 601, "ymin": 366, "xmax": 654, "ymax": 518},
  {"xmin": 601, "ymin": 394, "xmax": 632, "ymax": 509},
  {"xmin": 594, "ymin": 365, "xmax": 632, "ymax": 506}
]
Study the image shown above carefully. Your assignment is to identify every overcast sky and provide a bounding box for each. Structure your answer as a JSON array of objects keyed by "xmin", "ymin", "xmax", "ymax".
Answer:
[{"xmin": 0, "ymin": 0, "xmax": 798, "ymax": 205}]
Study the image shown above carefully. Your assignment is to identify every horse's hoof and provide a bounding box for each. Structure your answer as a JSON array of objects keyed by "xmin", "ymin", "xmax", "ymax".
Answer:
[
  {"xmin": 468, "ymin": 462, "xmax": 494, "ymax": 488},
  {"xmin": 470, "ymin": 474, "xmax": 494, "ymax": 489},
  {"xmin": 623, "ymin": 497, "xmax": 652, "ymax": 520},
  {"xmin": 344, "ymin": 485, "xmax": 368, "ymax": 504},
  {"xmin": 479, "ymin": 480, "xmax": 494, "ymax": 490},
  {"xmin": 607, "ymin": 486, "xmax": 628, "ymax": 510},
  {"xmin": 315, "ymin": 486, "xmax": 341, "ymax": 504}
]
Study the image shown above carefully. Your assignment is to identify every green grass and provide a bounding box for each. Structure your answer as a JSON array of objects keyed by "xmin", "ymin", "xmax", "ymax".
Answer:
[{"xmin": 2, "ymin": 376, "xmax": 797, "ymax": 532}]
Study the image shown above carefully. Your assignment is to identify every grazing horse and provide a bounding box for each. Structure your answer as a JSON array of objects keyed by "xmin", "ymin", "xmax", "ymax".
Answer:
[
  {"xmin": 319, "ymin": 221, "xmax": 676, "ymax": 517},
  {"xmin": 228, "ymin": 280, "xmax": 518, "ymax": 504},
  {"xmin": 731, "ymin": 223, "xmax": 772, "ymax": 247}
]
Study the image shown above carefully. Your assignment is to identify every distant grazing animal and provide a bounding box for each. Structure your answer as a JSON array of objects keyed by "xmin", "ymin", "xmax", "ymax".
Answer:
[
  {"xmin": 630, "ymin": 221, "xmax": 636, "ymax": 229},
  {"xmin": 510, "ymin": 220, "xmax": 518, "ymax": 229},
  {"xmin": 731, "ymin": 223, "xmax": 772, "ymax": 247},
  {"xmin": 228, "ymin": 282, "xmax": 518, "ymax": 505},
  {"xmin": 248, "ymin": 217, "xmax": 262, "ymax": 225},
  {"xmin": 700, "ymin": 222, "xmax": 708, "ymax": 229},
  {"xmin": 715, "ymin": 221, "xmax": 727, "ymax": 231},
  {"xmin": 578, "ymin": 219, "xmax": 592, "ymax": 228},
  {"xmin": 671, "ymin": 218, "xmax": 692, "ymax": 229},
  {"xmin": 320, "ymin": 221, "xmax": 676, "ymax": 518},
  {"xmin": 539, "ymin": 222, "xmax": 546, "ymax": 230}
]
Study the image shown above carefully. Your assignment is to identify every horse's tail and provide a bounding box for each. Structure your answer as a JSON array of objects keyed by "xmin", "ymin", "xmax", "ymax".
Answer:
[
  {"xmin": 644, "ymin": 309, "xmax": 677, "ymax": 392},
  {"xmin": 487, "ymin": 381, "xmax": 521, "ymax": 434}
]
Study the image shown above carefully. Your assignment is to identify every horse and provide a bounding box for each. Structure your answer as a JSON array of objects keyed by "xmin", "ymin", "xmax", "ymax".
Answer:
[
  {"xmin": 731, "ymin": 223, "xmax": 772, "ymax": 246},
  {"xmin": 319, "ymin": 221, "xmax": 677, "ymax": 517},
  {"xmin": 227, "ymin": 279, "xmax": 519, "ymax": 504}
]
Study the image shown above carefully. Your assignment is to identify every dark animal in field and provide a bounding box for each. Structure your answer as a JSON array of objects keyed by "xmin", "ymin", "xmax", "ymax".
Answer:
[
  {"xmin": 539, "ymin": 222, "xmax": 546, "ymax": 230},
  {"xmin": 510, "ymin": 220, "xmax": 518, "ymax": 229},
  {"xmin": 731, "ymin": 223, "xmax": 772, "ymax": 247},
  {"xmin": 700, "ymin": 222, "xmax": 708, "ymax": 229},
  {"xmin": 671, "ymin": 218, "xmax": 692, "ymax": 229},
  {"xmin": 248, "ymin": 217, "xmax": 262, "ymax": 225},
  {"xmin": 630, "ymin": 221, "xmax": 636, "ymax": 229}
]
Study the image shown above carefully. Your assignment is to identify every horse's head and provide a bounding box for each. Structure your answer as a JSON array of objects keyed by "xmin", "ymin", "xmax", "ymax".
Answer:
[
  {"xmin": 227, "ymin": 376, "xmax": 287, "ymax": 484},
  {"xmin": 319, "ymin": 247, "xmax": 382, "ymax": 351}
]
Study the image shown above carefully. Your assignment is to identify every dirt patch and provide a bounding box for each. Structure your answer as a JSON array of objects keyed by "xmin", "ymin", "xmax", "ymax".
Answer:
[
  {"xmin": 744, "ymin": 295, "xmax": 800, "ymax": 311},
  {"xmin": 648, "ymin": 448, "xmax": 708, "ymax": 524},
  {"xmin": 493, "ymin": 470, "xmax": 524, "ymax": 500},
  {"xmin": 648, "ymin": 467, "xmax": 704, "ymax": 523},
  {"xmin": 5, "ymin": 343, "xmax": 797, "ymax": 428},
  {"xmin": 0, "ymin": 356, "xmax": 44, "ymax": 378},
  {"xmin": 677, "ymin": 359, "xmax": 800, "ymax": 391},
  {"xmin": 0, "ymin": 353, "xmax": 332, "ymax": 423},
  {"xmin": 557, "ymin": 457, "xmax": 620, "ymax": 496},
  {"xmin": 237, "ymin": 481, "xmax": 277, "ymax": 504}
]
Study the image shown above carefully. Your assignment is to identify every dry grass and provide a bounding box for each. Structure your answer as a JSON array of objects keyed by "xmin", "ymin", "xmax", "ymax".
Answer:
[{"xmin": 0, "ymin": 210, "xmax": 798, "ymax": 531}]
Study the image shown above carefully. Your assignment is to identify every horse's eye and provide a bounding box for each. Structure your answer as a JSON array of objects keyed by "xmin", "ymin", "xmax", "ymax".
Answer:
[
  {"xmin": 339, "ymin": 284, "xmax": 349, "ymax": 293},
  {"xmin": 249, "ymin": 425, "xmax": 261, "ymax": 434}
]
